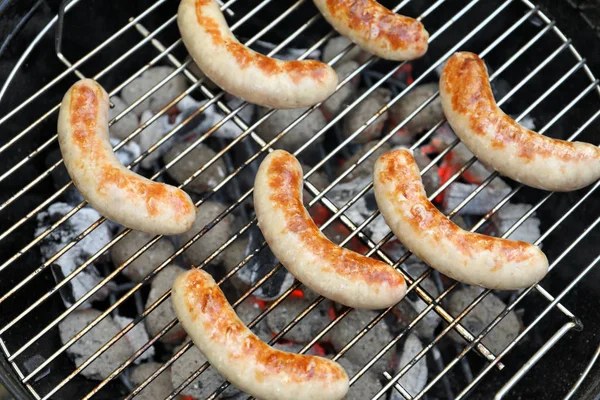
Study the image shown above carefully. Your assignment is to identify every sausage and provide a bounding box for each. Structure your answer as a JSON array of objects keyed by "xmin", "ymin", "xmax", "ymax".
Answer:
[
  {"xmin": 312, "ymin": 0, "xmax": 429, "ymax": 61},
  {"xmin": 171, "ymin": 268, "xmax": 349, "ymax": 400},
  {"xmin": 177, "ymin": 0, "xmax": 338, "ymax": 109},
  {"xmin": 57, "ymin": 79, "xmax": 196, "ymax": 235},
  {"xmin": 373, "ymin": 149, "xmax": 549, "ymax": 290},
  {"xmin": 254, "ymin": 150, "xmax": 406, "ymax": 309},
  {"xmin": 440, "ymin": 52, "xmax": 600, "ymax": 192}
]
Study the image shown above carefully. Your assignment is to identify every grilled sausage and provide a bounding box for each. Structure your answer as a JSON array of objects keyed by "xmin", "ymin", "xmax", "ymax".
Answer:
[
  {"xmin": 313, "ymin": 0, "xmax": 429, "ymax": 61},
  {"xmin": 178, "ymin": 0, "xmax": 338, "ymax": 109},
  {"xmin": 171, "ymin": 268, "xmax": 349, "ymax": 400},
  {"xmin": 254, "ymin": 150, "xmax": 406, "ymax": 309},
  {"xmin": 373, "ymin": 149, "xmax": 548, "ymax": 290},
  {"xmin": 57, "ymin": 79, "xmax": 196, "ymax": 235},
  {"xmin": 440, "ymin": 52, "xmax": 600, "ymax": 191}
]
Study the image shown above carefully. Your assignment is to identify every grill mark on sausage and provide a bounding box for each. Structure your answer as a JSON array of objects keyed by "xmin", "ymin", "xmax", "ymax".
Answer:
[
  {"xmin": 182, "ymin": 269, "xmax": 347, "ymax": 383},
  {"xmin": 266, "ymin": 151, "xmax": 406, "ymax": 287},
  {"xmin": 70, "ymin": 83, "xmax": 194, "ymax": 220},
  {"xmin": 325, "ymin": 0, "xmax": 427, "ymax": 52},
  {"xmin": 377, "ymin": 150, "xmax": 535, "ymax": 266},
  {"xmin": 442, "ymin": 52, "xmax": 600, "ymax": 162},
  {"xmin": 195, "ymin": 0, "xmax": 332, "ymax": 83}
]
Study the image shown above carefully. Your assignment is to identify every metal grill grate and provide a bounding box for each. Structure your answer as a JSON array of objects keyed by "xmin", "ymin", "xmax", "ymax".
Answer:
[{"xmin": 0, "ymin": 0, "xmax": 599, "ymax": 399}]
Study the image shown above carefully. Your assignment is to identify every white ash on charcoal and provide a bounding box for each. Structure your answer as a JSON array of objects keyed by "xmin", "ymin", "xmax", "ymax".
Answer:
[
  {"xmin": 179, "ymin": 201, "xmax": 235, "ymax": 266},
  {"xmin": 129, "ymin": 362, "xmax": 174, "ymax": 400},
  {"xmin": 390, "ymin": 334, "xmax": 428, "ymax": 399},
  {"xmin": 137, "ymin": 110, "xmax": 173, "ymax": 169},
  {"xmin": 163, "ymin": 141, "xmax": 227, "ymax": 194},
  {"xmin": 442, "ymin": 181, "xmax": 512, "ymax": 216},
  {"xmin": 329, "ymin": 178, "xmax": 391, "ymax": 243},
  {"xmin": 266, "ymin": 287, "xmax": 332, "ymax": 343},
  {"xmin": 343, "ymin": 88, "xmax": 391, "ymax": 144},
  {"xmin": 121, "ymin": 66, "xmax": 189, "ymax": 117},
  {"xmin": 337, "ymin": 357, "xmax": 384, "ymax": 400},
  {"xmin": 108, "ymin": 95, "xmax": 139, "ymax": 140},
  {"xmin": 302, "ymin": 163, "xmax": 330, "ymax": 192},
  {"xmin": 145, "ymin": 264, "xmax": 188, "ymax": 345},
  {"xmin": 171, "ymin": 343, "xmax": 243, "ymax": 399},
  {"xmin": 393, "ymin": 258, "xmax": 441, "ymax": 340},
  {"xmin": 235, "ymin": 297, "xmax": 272, "ymax": 342},
  {"xmin": 492, "ymin": 203, "xmax": 541, "ymax": 244},
  {"xmin": 109, "ymin": 137, "xmax": 142, "ymax": 172},
  {"xmin": 234, "ymin": 225, "xmax": 295, "ymax": 301},
  {"xmin": 388, "ymin": 83, "xmax": 444, "ymax": 144},
  {"xmin": 252, "ymin": 40, "xmax": 322, "ymax": 61},
  {"xmin": 221, "ymin": 233, "xmax": 250, "ymax": 275},
  {"xmin": 110, "ymin": 229, "xmax": 175, "ymax": 282},
  {"xmin": 338, "ymin": 142, "xmax": 391, "ymax": 183},
  {"xmin": 326, "ymin": 309, "xmax": 395, "ymax": 375},
  {"xmin": 322, "ymin": 36, "xmax": 362, "ymax": 64},
  {"xmin": 36, "ymin": 203, "xmax": 113, "ymax": 307},
  {"xmin": 446, "ymin": 286, "xmax": 522, "ymax": 355},
  {"xmin": 412, "ymin": 147, "xmax": 441, "ymax": 196},
  {"xmin": 59, "ymin": 309, "xmax": 135, "ymax": 380},
  {"xmin": 256, "ymin": 106, "xmax": 327, "ymax": 151},
  {"xmin": 113, "ymin": 315, "xmax": 155, "ymax": 362},
  {"xmin": 170, "ymin": 95, "xmax": 256, "ymax": 140},
  {"xmin": 322, "ymin": 61, "xmax": 360, "ymax": 119}
]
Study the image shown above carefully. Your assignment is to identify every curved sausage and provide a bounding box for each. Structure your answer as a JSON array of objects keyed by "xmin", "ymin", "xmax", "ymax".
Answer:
[
  {"xmin": 373, "ymin": 149, "xmax": 548, "ymax": 290},
  {"xmin": 57, "ymin": 79, "xmax": 196, "ymax": 235},
  {"xmin": 254, "ymin": 150, "xmax": 406, "ymax": 309},
  {"xmin": 171, "ymin": 268, "xmax": 349, "ymax": 400},
  {"xmin": 178, "ymin": 0, "xmax": 338, "ymax": 109},
  {"xmin": 440, "ymin": 52, "xmax": 600, "ymax": 191},
  {"xmin": 312, "ymin": 0, "xmax": 428, "ymax": 61}
]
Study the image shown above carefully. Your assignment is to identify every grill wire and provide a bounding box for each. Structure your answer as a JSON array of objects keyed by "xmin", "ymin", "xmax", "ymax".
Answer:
[{"xmin": 0, "ymin": 0, "xmax": 599, "ymax": 399}]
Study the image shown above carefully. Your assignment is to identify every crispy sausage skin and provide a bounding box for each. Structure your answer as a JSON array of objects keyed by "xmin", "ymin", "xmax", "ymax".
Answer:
[
  {"xmin": 373, "ymin": 149, "xmax": 549, "ymax": 290},
  {"xmin": 254, "ymin": 150, "xmax": 406, "ymax": 309},
  {"xmin": 57, "ymin": 79, "xmax": 196, "ymax": 235},
  {"xmin": 440, "ymin": 52, "xmax": 600, "ymax": 191},
  {"xmin": 172, "ymin": 269, "xmax": 349, "ymax": 400},
  {"xmin": 313, "ymin": 0, "xmax": 429, "ymax": 61},
  {"xmin": 178, "ymin": 0, "xmax": 338, "ymax": 109}
]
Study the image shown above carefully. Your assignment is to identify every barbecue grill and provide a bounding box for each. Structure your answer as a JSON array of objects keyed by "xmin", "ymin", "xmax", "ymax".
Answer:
[{"xmin": 0, "ymin": 0, "xmax": 599, "ymax": 399}]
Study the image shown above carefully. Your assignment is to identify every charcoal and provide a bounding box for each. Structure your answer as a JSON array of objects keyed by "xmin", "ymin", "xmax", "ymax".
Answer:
[
  {"xmin": 302, "ymin": 163, "xmax": 330, "ymax": 192},
  {"xmin": 442, "ymin": 181, "xmax": 511, "ymax": 215},
  {"xmin": 59, "ymin": 309, "xmax": 135, "ymax": 380},
  {"xmin": 412, "ymin": 147, "xmax": 441, "ymax": 196},
  {"xmin": 36, "ymin": 203, "xmax": 113, "ymax": 307},
  {"xmin": 111, "ymin": 229, "xmax": 175, "ymax": 282},
  {"xmin": 342, "ymin": 88, "xmax": 391, "ymax": 144},
  {"xmin": 137, "ymin": 110, "xmax": 172, "ymax": 169},
  {"xmin": 129, "ymin": 362, "xmax": 174, "ymax": 400},
  {"xmin": 179, "ymin": 201, "xmax": 235, "ymax": 266},
  {"xmin": 389, "ymin": 83, "xmax": 444, "ymax": 137},
  {"xmin": 163, "ymin": 141, "xmax": 227, "ymax": 194},
  {"xmin": 110, "ymin": 137, "xmax": 141, "ymax": 170},
  {"xmin": 329, "ymin": 178, "xmax": 391, "ymax": 243},
  {"xmin": 236, "ymin": 298, "xmax": 272, "ymax": 342},
  {"xmin": 492, "ymin": 203, "xmax": 541, "ymax": 244},
  {"xmin": 322, "ymin": 61, "xmax": 360, "ymax": 119},
  {"xmin": 236, "ymin": 225, "xmax": 295, "ymax": 301},
  {"xmin": 171, "ymin": 343, "xmax": 243, "ymax": 399},
  {"xmin": 266, "ymin": 287, "xmax": 331, "ymax": 343},
  {"xmin": 108, "ymin": 95, "xmax": 139, "ymax": 140},
  {"xmin": 446, "ymin": 286, "xmax": 522, "ymax": 354},
  {"xmin": 145, "ymin": 265, "xmax": 187, "ymax": 344},
  {"xmin": 121, "ymin": 66, "xmax": 188, "ymax": 117},
  {"xmin": 339, "ymin": 142, "xmax": 391, "ymax": 183},
  {"xmin": 337, "ymin": 357, "xmax": 384, "ymax": 400},
  {"xmin": 390, "ymin": 334, "xmax": 428, "ymax": 399},
  {"xmin": 322, "ymin": 36, "xmax": 362, "ymax": 64},
  {"xmin": 327, "ymin": 309, "xmax": 394, "ymax": 375},
  {"xmin": 394, "ymin": 259, "xmax": 441, "ymax": 340},
  {"xmin": 256, "ymin": 106, "xmax": 327, "ymax": 151},
  {"xmin": 113, "ymin": 315, "xmax": 155, "ymax": 362}
]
